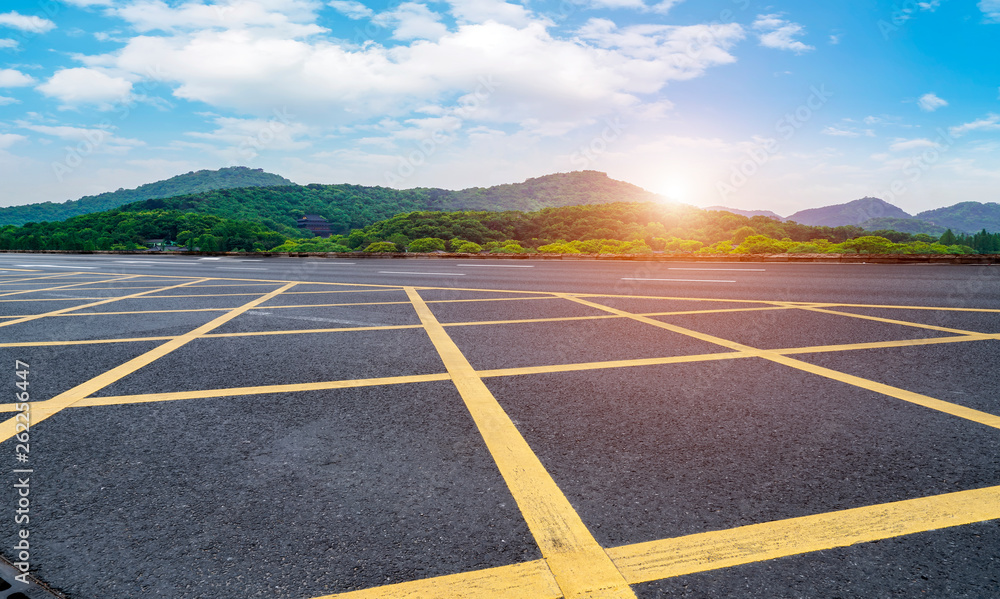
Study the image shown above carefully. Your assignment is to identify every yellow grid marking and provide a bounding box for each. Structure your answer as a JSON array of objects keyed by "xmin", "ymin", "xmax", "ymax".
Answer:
[
  {"xmin": 609, "ymin": 484, "xmax": 1000, "ymax": 584},
  {"xmin": 3, "ymin": 272, "xmax": 999, "ymax": 598},
  {"xmin": 0, "ymin": 274, "xmax": 139, "ymax": 298},
  {"xmin": 557, "ymin": 294, "xmax": 1000, "ymax": 431},
  {"xmin": 316, "ymin": 484, "xmax": 1000, "ymax": 598},
  {"xmin": 0, "ymin": 282, "xmax": 295, "ymax": 443},
  {"xmin": 0, "ymin": 273, "xmax": 79, "ymax": 284},
  {"xmin": 405, "ymin": 287, "xmax": 636, "ymax": 599},
  {"xmin": 62, "ymin": 373, "xmax": 452, "ymax": 409},
  {"xmin": 0, "ymin": 277, "xmax": 207, "ymax": 329},
  {"xmin": 797, "ymin": 306, "xmax": 984, "ymax": 335},
  {"xmin": 4, "ymin": 332, "xmax": 998, "ymax": 414}
]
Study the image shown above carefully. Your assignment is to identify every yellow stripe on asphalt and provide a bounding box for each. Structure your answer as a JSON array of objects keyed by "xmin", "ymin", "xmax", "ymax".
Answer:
[
  {"xmin": 314, "ymin": 484, "xmax": 1000, "ymax": 598},
  {"xmin": 0, "ymin": 276, "xmax": 204, "ymax": 329},
  {"xmin": 0, "ymin": 282, "xmax": 296, "ymax": 443},
  {"xmin": 0, "ymin": 274, "xmax": 140, "ymax": 298},
  {"xmin": 609, "ymin": 484, "xmax": 1000, "ymax": 584},
  {"xmin": 558, "ymin": 294, "xmax": 1000, "ymax": 431},
  {"xmin": 405, "ymin": 286, "xmax": 636, "ymax": 599}
]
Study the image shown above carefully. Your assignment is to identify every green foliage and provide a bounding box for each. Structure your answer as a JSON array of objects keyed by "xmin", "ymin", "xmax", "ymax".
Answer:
[
  {"xmin": 364, "ymin": 241, "xmax": 398, "ymax": 253},
  {"xmin": 407, "ymin": 237, "xmax": 447, "ymax": 252},
  {"xmin": 0, "ymin": 210, "xmax": 285, "ymax": 252},
  {"xmin": 450, "ymin": 240, "xmax": 483, "ymax": 253}
]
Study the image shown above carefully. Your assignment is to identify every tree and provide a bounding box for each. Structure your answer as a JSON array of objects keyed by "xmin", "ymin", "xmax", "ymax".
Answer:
[{"xmin": 939, "ymin": 229, "xmax": 957, "ymax": 245}]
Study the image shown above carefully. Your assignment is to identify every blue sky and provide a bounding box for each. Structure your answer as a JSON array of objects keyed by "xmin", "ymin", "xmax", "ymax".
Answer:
[{"xmin": 1, "ymin": 0, "xmax": 998, "ymax": 215}]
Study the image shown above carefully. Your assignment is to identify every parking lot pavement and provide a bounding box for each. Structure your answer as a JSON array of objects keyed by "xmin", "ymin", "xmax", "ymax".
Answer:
[{"xmin": 0, "ymin": 258, "xmax": 998, "ymax": 598}]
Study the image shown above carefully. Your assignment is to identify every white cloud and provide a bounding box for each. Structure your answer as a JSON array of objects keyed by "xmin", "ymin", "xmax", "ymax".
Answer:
[
  {"xmin": 0, "ymin": 96, "xmax": 19, "ymax": 105},
  {"xmin": 889, "ymin": 138, "xmax": 940, "ymax": 151},
  {"xmin": 564, "ymin": 0, "xmax": 683, "ymax": 13},
  {"xmin": 0, "ymin": 11, "xmax": 56, "ymax": 33},
  {"xmin": 0, "ymin": 69, "xmax": 35, "ymax": 87},
  {"xmin": 949, "ymin": 113, "xmax": 1000, "ymax": 137},
  {"xmin": 373, "ymin": 3, "xmax": 448, "ymax": 40},
  {"xmin": 981, "ymin": 0, "xmax": 1000, "ymax": 22},
  {"xmin": 0, "ymin": 39, "xmax": 17, "ymax": 49},
  {"xmin": 579, "ymin": 0, "xmax": 647, "ymax": 10},
  {"xmin": 111, "ymin": 0, "xmax": 326, "ymax": 37},
  {"xmin": 88, "ymin": 16, "xmax": 743, "ymax": 128},
  {"xmin": 445, "ymin": 0, "xmax": 536, "ymax": 27},
  {"xmin": 61, "ymin": 0, "xmax": 115, "ymax": 6},
  {"xmin": 822, "ymin": 126, "xmax": 860, "ymax": 138},
  {"xmin": 328, "ymin": 0, "xmax": 373, "ymax": 19},
  {"xmin": 917, "ymin": 92, "xmax": 947, "ymax": 111},
  {"xmin": 37, "ymin": 68, "xmax": 133, "ymax": 108},
  {"xmin": 185, "ymin": 115, "xmax": 314, "ymax": 162},
  {"xmin": 753, "ymin": 14, "xmax": 814, "ymax": 54},
  {"xmin": 18, "ymin": 123, "xmax": 145, "ymax": 154},
  {"xmin": 0, "ymin": 133, "xmax": 27, "ymax": 149}
]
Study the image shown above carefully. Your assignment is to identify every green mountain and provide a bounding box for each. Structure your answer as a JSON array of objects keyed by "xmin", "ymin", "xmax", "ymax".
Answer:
[
  {"xmin": 916, "ymin": 202, "xmax": 1000, "ymax": 233},
  {"xmin": 786, "ymin": 197, "xmax": 911, "ymax": 227},
  {"xmin": 0, "ymin": 166, "xmax": 294, "ymax": 226},
  {"xmin": 860, "ymin": 217, "xmax": 946, "ymax": 236},
  {"xmin": 121, "ymin": 170, "xmax": 665, "ymax": 237}
]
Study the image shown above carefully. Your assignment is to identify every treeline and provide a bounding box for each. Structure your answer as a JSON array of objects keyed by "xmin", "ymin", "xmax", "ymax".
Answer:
[
  {"xmin": 274, "ymin": 203, "xmax": 995, "ymax": 255},
  {"xmin": 0, "ymin": 210, "xmax": 285, "ymax": 252}
]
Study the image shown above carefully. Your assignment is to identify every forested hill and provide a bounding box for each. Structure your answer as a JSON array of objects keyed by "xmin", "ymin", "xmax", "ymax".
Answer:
[
  {"xmin": 0, "ymin": 167, "xmax": 293, "ymax": 226},
  {"xmin": 121, "ymin": 170, "xmax": 664, "ymax": 237}
]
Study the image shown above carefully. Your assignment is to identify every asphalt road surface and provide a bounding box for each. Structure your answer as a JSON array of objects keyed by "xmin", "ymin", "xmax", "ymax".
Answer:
[{"xmin": 0, "ymin": 253, "xmax": 998, "ymax": 598}]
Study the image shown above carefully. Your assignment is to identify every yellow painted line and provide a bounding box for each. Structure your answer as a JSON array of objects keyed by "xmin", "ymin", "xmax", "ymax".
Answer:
[
  {"xmin": 776, "ymin": 333, "xmax": 998, "ymax": 355},
  {"xmin": 798, "ymin": 306, "xmax": 983, "ymax": 335},
  {"xmin": 0, "ymin": 282, "xmax": 296, "ymax": 442},
  {"xmin": 0, "ymin": 273, "xmax": 78, "ymax": 284},
  {"xmin": 764, "ymin": 352, "xmax": 1000, "ymax": 429},
  {"xmin": 0, "ymin": 373, "xmax": 450, "ymax": 412},
  {"xmin": 0, "ymin": 336, "xmax": 177, "ymax": 349},
  {"xmin": 806, "ymin": 302, "xmax": 1000, "ymax": 314},
  {"xmin": 556, "ymin": 294, "xmax": 756, "ymax": 353},
  {"xmin": 0, "ymin": 324, "xmax": 424, "ymax": 348},
  {"xmin": 0, "ymin": 274, "xmax": 138, "ymax": 298},
  {"xmin": 314, "ymin": 559, "xmax": 561, "ymax": 599},
  {"xmin": 478, "ymin": 352, "xmax": 745, "ymax": 378},
  {"xmin": 0, "ymin": 297, "xmax": 107, "ymax": 303},
  {"xmin": 51, "ymin": 373, "xmax": 451, "ymax": 410},
  {"xmin": 405, "ymin": 286, "xmax": 635, "ymax": 599},
  {"xmin": 560, "ymin": 294, "xmax": 1000, "ymax": 431},
  {"xmin": 317, "ymin": 484, "xmax": 1000, "ymax": 598},
  {"xmin": 0, "ymin": 278, "xmax": 210, "ymax": 329},
  {"xmin": 610, "ymin": 484, "xmax": 1000, "ymax": 584}
]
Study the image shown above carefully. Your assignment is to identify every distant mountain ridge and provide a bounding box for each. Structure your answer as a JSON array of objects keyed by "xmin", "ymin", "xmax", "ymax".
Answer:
[
  {"xmin": 711, "ymin": 198, "xmax": 1000, "ymax": 234},
  {"xmin": 785, "ymin": 197, "xmax": 912, "ymax": 227},
  {"xmin": 0, "ymin": 166, "xmax": 294, "ymax": 226}
]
